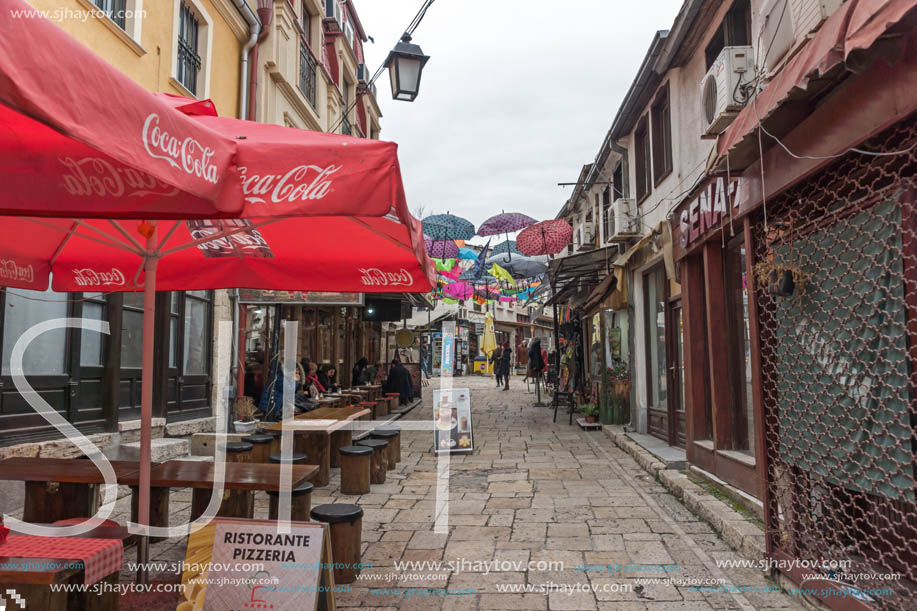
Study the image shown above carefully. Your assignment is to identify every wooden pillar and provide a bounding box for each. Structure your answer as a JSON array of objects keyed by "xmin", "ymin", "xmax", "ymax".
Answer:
[
  {"xmin": 682, "ymin": 255, "xmax": 711, "ymax": 457},
  {"xmin": 702, "ymin": 242, "xmax": 734, "ymax": 451},
  {"xmin": 102, "ymin": 293, "xmax": 123, "ymax": 433}
]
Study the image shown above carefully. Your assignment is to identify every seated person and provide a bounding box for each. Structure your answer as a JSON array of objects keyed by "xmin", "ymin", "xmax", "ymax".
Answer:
[
  {"xmin": 359, "ymin": 361, "xmax": 378, "ymax": 385},
  {"xmin": 382, "ymin": 358, "xmax": 414, "ymax": 405},
  {"xmin": 317, "ymin": 364, "xmax": 341, "ymax": 393},
  {"xmin": 302, "ymin": 361, "xmax": 326, "ymax": 398}
]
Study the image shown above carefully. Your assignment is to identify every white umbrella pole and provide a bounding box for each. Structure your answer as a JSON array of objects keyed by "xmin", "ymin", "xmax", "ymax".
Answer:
[{"xmin": 137, "ymin": 228, "xmax": 158, "ymax": 585}]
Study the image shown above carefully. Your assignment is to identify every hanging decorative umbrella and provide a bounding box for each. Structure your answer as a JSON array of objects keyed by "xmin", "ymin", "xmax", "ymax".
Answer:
[
  {"xmin": 491, "ymin": 240, "xmax": 522, "ymax": 257},
  {"xmin": 490, "ymin": 255, "xmax": 548, "ymax": 279},
  {"xmin": 422, "ymin": 213, "xmax": 476, "ymax": 241},
  {"xmin": 474, "ymin": 284, "xmax": 501, "ymax": 299},
  {"xmin": 477, "ymin": 212, "xmax": 537, "ymax": 236},
  {"xmin": 457, "ymin": 246, "xmax": 478, "ymax": 260},
  {"xmin": 443, "ymin": 281, "xmax": 473, "ymax": 300},
  {"xmin": 424, "ymin": 235, "xmax": 459, "ymax": 258},
  {"xmin": 516, "ymin": 220, "xmax": 574, "ymax": 256},
  {"xmin": 489, "ymin": 262, "xmax": 516, "ymax": 290},
  {"xmin": 477, "ymin": 212, "xmax": 538, "ymax": 263}
]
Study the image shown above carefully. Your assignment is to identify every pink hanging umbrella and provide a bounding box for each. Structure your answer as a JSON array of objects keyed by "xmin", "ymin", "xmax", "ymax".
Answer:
[
  {"xmin": 424, "ymin": 235, "xmax": 459, "ymax": 258},
  {"xmin": 443, "ymin": 282, "xmax": 473, "ymax": 300},
  {"xmin": 516, "ymin": 219, "xmax": 574, "ymax": 256}
]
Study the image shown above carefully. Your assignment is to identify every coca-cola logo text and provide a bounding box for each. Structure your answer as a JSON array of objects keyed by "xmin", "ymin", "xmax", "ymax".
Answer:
[
  {"xmin": 0, "ymin": 259, "xmax": 34, "ymax": 284},
  {"xmin": 73, "ymin": 268, "xmax": 126, "ymax": 287},
  {"xmin": 359, "ymin": 268, "xmax": 414, "ymax": 287},
  {"xmin": 60, "ymin": 157, "xmax": 179, "ymax": 198},
  {"xmin": 239, "ymin": 164, "xmax": 341, "ymax": 205},
  {"xmin": 142, "ymin": 114, "xmax": 218, "ymax": 184}
]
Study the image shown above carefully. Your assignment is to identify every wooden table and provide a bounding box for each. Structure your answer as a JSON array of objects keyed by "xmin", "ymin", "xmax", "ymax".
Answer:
[
  {"xmin": 0, "ymin": 525, "xmax": 130, "ymax": 610},
  {"xmin": 316, "ymin": 396, "xmax": 344, "ymax": 409},
  {"xmin": 358, "ymin": 385, "xmax": 382, "ymax": 401},
  {"xmin": 120, "ymin": 460, "xmax": 319, "ymax": 523},
  {"xmin": 0, "ymin": 458, "xmax": 141, "ymax": 523},
  {"xmin": 263, "ymin": 407, "xmax": 369, "ymax": 484}
]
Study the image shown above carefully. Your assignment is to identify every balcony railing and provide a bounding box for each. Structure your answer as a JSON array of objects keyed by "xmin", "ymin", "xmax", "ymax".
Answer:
[{"xmin": 298, "ymin": 41, "xmax": 317, "ymax": 108}]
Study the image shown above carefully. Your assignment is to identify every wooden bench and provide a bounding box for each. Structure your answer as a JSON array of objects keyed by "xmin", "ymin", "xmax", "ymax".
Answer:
[
  {"xmin": 119, "ymin": 460, "xmax": 319, "ymax": 523},
  {"xmin": 0, "ymin": 458, "xmax": 142, "ymax": 524}
]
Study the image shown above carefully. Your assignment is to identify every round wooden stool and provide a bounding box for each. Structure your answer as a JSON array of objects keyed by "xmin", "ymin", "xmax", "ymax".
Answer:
[
  {"xmin": 269, "ymin": 452, "xmax": 308, "ymax": 464},
  {"xmin": 369, "ymin": 430, "xmax": 399, "ymax": 469},
  {"xmin": 242, "ymin": 434, "xmax": 274, "ymax": 463},
  {"xmin": 310, "ymin": 504, "xmax": 364, "ymax": 584},
  {"xmin": 220, "ymin": 441, "xmax": 254, "ymax": 463},
  {"xmin": 262, "ymin": 428, "xmax": 283, "ymax": 455},
  {"xmin": 217, "ymin": 442, "xmax": 255, "ymax": 518},
  {"xmin": 357, "ymin": 439, "xmax": 388, "ymax": 485},
  {"xmin": 267, "ymin": 481, "xmax": 314, "ymax": 521},
  {"xmin": 338, "ymin": 445, "xmax": 372, "ymax": 495}
]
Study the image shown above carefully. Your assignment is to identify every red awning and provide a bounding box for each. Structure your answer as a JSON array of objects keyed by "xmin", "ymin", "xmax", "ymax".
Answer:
[{"xmin": 714, "ymin": 0, "xmax": 917, "ymax": 170}]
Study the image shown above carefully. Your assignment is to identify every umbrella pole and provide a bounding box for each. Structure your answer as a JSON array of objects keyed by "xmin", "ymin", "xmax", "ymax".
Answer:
[{"xmin": 137, "ymin": 229, "xmax": 158, "ymax": 585}]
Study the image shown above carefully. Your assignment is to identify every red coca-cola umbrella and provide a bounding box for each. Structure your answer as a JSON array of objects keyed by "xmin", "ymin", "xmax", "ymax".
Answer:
[{"xmin": 0, "ymin": 0, "xmax": 433, "ymax": 580}]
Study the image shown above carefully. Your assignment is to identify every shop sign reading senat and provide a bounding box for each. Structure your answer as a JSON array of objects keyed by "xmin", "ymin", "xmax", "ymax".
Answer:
[{"xmin": 678, "ymin": 177, "xmax": 744, "ymax": 248}]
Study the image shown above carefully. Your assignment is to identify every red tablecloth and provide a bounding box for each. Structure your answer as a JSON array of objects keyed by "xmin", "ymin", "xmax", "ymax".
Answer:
[{"xmin": 0, "ymin": 535, "xmax": 123, "ymax": 584}]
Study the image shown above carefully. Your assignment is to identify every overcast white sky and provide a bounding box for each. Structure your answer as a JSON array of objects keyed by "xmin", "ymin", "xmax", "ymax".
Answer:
[{"xmin": 356, "ymin": 0, "xmax": 684, "ymax": 236}]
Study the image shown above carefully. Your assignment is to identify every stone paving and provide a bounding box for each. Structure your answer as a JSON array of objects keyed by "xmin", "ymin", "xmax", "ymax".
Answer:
[{"xmin": 108, "ymin": 375, "xmax": 804, "ymax": 610}]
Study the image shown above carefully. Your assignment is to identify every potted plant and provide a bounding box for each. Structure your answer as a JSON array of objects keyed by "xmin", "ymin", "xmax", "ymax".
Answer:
[
  {"xmin": 579, "ymin": 403, "xmax": 599, "ymax": 423},
  {"xmin": 233, "ymin": 396, "xmax": 258, "ymax": 433}
]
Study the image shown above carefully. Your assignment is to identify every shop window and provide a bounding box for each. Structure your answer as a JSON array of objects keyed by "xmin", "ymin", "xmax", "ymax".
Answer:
[
  {"xmin": 1, "ymin": 284, "xmax": 68, "ymax": 375},
  {"xmin": 121, "ymin": 293, "xmax": 144, "ymax": 369},
  {"xmin": 726, "ymin": 237, "xmax": 754, "ymax": 456},
  {"xmin": 80, "ymin": 293, "xmax": 107, "ymax": 367},
  {"xmin": 651, "ymin": 84, "xmax": 673, "ymax": 184},
  {"xmin": 182, "ymin": 291, "xmax": 210, "ymax": 375},
  {"xmin": 644, "ymin": 267, "xmax": 667, "ymax": 409},
  {"xmin": 634, "ymin": 117, "xmax": 652, "ymax": 203}
]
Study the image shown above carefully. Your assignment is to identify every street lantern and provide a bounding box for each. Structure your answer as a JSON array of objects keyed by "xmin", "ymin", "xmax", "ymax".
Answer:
[{"xmin": 384, "ymin": 34, "xmax": 430, "ymax": 102}]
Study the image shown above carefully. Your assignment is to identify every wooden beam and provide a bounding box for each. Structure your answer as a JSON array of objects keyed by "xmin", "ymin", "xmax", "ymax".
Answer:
[{"xmin": 703, "ymin": 242, "xmax": 734, "ymax": 451}]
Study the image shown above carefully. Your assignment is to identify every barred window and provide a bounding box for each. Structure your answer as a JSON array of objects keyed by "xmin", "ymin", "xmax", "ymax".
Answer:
[
  {"xmin": 94, "ymin": 0, "xmax": 126, "ymax": 29},
  {"xmin": 177, "ymin": 3, "xmax": 201, "ymax": 95},
  {"xmin": 299, "ymin": 41, "xmax": 317, "ymax": 107}
]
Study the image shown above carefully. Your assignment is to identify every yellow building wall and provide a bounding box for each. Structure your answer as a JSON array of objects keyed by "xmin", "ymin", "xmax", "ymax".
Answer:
[{"xmin": 27, "ymin": 0, "xmax": 244, "ymax": 118}]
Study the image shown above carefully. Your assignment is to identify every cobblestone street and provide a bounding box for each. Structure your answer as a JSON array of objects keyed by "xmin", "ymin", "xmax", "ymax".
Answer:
[{"xmin": 311, "ymin": 375, "xmax": 804, "ymax": 611}]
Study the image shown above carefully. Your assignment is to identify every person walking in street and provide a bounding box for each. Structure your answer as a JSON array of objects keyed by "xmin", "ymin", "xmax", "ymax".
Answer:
[
  {"xmin": 492, "ymin": 345, "xmax": 503, "ymax": 387},
  {"xmin": 500, "ymin": 341, "xmax": 512, "ymax": 391}
]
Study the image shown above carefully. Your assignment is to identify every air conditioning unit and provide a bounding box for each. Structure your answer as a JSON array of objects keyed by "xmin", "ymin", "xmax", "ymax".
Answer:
[
  {"xmin": 578, "ymin": 221, "xmax": 595, "ymax": 250},
  {"xmin": 610, "ymin": 198, "xmax": 640, "ymax": 242},
  {"xmin": 324, "ymin": 0, "xmax": 343, "ymax": 32},
  {"xmin": 700, "ymin": 46, "xmax": 754, "ymax": 136}
]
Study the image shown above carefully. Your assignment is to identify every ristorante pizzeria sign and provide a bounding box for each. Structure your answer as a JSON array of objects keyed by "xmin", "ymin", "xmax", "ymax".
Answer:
[{"xmin": 676, "ymin": 176, "xmax": 744, "ymax": 249}]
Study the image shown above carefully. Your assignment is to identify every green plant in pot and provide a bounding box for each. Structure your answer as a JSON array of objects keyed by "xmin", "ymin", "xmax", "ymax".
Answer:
[{"xmin": 578, "ymin": 403, "xmax": 599, "ymax": 423}]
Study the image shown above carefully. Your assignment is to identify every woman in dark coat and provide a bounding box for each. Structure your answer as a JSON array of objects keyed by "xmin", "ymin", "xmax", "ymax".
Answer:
[
  {"xmin": 383, "ymin": 358, "xmax": 414, "ymax": 404},
  {"xmin": 499, "ymin": 342, "xmax": 512, "ymax": 391},
  {"xmin": 352, "ymin": 357, "xmax": 368, "ymax": 387},
  {"xmin": 528, "ymin": 338, "xmax": 545, "ymax": 374}
]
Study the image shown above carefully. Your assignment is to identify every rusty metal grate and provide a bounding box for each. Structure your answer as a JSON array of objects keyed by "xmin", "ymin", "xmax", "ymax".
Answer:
[{"xmin": 751, "ymin": 117, "xmax": 917, "ymax": 610}]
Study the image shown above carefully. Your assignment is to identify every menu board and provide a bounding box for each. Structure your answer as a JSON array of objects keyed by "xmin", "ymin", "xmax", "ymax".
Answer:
[
  {"xmin": 433, "ymin": 388, "xmax": 474, "ymax": 454},
  {"xmin": 178, "ymin": 518, "xmax": 333, "ymax": 611}
]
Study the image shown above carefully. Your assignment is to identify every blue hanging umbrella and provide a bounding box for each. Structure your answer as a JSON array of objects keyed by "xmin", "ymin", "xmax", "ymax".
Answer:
[
  {"xmin": 457, "ymin": 247, "xmax": 478, "ymax": 260},
  {"xmin": 491, "ymin": 240, "xmax": 522, "ymax": 256},
  {"xmin": 486, "ymin": 254, "xmax": 548, "ymax": 279},
  {"xmin": 422, "ymin": 213, "xmax": 476, "ymax": 241}
]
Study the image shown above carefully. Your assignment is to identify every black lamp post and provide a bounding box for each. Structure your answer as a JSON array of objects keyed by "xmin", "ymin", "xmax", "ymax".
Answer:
[{"xmin": 384, "ymin": 34, "xmax": 430, "ymax": 102}]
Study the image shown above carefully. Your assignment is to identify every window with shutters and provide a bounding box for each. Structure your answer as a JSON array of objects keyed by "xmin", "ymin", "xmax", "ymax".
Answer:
[
  {"xmin": 651, "ymin": 83, "xmax": 673, "ymax": 185},
  {"xmin": 634, "ymin": 117, "xmax": 652, "ymax": 203}
]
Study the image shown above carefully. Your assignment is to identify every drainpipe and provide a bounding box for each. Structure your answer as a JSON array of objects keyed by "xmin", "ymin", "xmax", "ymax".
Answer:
[
  {"xmin": 232, "ymin": 0, "xmax": 261, "ymax": 120},
  {"xmin": 229, "ymin": 289, "xmax": 241, "ymax": 434},
  {"xmin": 248, "ymin": 1, "xmax": 273, "ymax": 121}
]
